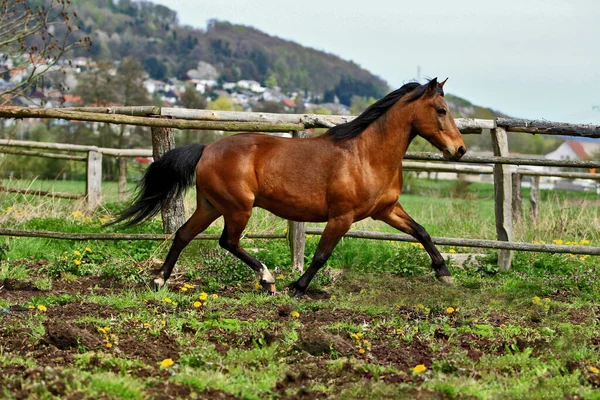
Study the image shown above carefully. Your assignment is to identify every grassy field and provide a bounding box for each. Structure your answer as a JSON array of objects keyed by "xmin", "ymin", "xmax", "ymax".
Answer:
[{"xmin": 1, "ymin": 178, "xmax": 600, "ymax": 399}]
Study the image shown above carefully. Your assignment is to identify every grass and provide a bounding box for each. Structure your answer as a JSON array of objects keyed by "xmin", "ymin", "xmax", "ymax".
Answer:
[{"xmin": 1, "ymin": 177, "xmax": 600, "ymax": 398}]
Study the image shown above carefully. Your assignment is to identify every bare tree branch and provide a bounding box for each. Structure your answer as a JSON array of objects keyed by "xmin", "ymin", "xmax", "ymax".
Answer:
[{"xmin": 0, "ymin": 0, "xmax": 91, "ymax": 105}]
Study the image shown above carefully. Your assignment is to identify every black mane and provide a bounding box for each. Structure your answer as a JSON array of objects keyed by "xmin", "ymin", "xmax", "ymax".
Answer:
[{"xmin": 326, "ymin": 80, "xmax": 444, "ymax": 141}]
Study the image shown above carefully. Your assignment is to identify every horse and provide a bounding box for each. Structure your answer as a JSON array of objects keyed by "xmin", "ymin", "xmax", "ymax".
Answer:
[{"xmin": 110, "ymin": 78, "xmax": 466, "ymax": 297}]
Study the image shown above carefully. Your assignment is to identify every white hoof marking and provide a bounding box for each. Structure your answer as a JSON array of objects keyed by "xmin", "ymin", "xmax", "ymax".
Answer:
[{"xmin": 256, "ymin": 263, "xmax": 275, "ymax": 284}]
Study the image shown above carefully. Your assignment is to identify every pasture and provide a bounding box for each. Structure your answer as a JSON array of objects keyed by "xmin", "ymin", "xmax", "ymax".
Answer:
[{"xmin": 1, "ymin": 178, "xmax": 600, "ymax": 399}]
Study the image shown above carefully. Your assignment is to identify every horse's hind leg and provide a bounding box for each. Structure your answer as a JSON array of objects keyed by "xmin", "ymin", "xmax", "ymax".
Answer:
[
  {"xmin": 219, "ymin": 211, "xmax": 277, "ymax": 295},
  {"xmin": 153, "ymin": 199, "xmax": 220, "ymax": 288}
]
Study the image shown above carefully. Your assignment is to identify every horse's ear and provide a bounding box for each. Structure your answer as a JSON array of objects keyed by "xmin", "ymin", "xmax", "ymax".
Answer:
[
  {"xmin": 440, "ymin": 77, "xmax": 448, "ymax": 88},
  {"xmin": 427, "ymin": 78, "xmax": 438, "ymax": 93}
]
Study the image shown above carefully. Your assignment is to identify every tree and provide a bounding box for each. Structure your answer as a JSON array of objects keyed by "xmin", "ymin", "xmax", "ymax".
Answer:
[
  {"xmin": 0, "ymin": 0, "xmax": 91, "ymax": 104},
  {"xmin": 73, "ymin": 61, "xmax": 118, "ymax": 106},
  {"xmin": 117, "ymin": 57, "xmax": 150, "ymax": 106},
  {"xmin": 177, "ymin": 84, "xmax": 206, "ymax": 110},
  {"xmin": 207, "ymin": 95, "xmax": 241, "ymax": 111},
  {"xmin": 115, "ymin": 57, "xmax": 150, "ymax": 148},
  {"xmin": 350, "ymin": 95, "xmax": 376, "ymax": 115},
  {"xmin": 144, "ymin": 56, "xmax": 168, "ymax": 80}
]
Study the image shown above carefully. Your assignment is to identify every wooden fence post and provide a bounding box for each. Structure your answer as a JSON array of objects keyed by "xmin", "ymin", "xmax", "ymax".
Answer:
[
  {"xmin": 287, "ymin": 130, "xmax": 306, "ymax": 273},
  {"xmin": 86, "ymin": 150, "xmax": 102, "ymax": 211},
  {"xmin": 151, "ymin": 126, "xmax": 185, "ymax": 233},
  {"xmin": 491, "ymin": 127, "xmax": 514, "ymax": 271},
  {"xmin": 530, "ymin": 176, "xmax": 540, "ymax": 222},
  {"xmin": 118, "ymin": 157, "xmax": 127, "ymax": 201},
  {"xmin": 512, "ymin": 172, "xmax": 522, "ymax": 224}
]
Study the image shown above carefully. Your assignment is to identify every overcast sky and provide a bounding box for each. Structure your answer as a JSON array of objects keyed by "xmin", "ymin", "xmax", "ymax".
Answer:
[{"xmin": 153, "ymin": 0, "xmax": 600, "ymax": 124}]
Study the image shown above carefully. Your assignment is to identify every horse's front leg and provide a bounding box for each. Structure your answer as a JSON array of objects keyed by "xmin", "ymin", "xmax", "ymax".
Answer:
[
  {"xmin": 375, "ymin": 203, "xmax": 453, "ymax": 284},
  {"xmin": 289, "ymin": 215, "xmax": 353, "ymax": 298}
]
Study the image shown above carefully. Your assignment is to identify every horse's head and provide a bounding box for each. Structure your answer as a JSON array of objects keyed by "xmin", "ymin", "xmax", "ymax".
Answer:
[{"xmin": 411, "ymin": 78, "xmax": 466, "ymax": 161}]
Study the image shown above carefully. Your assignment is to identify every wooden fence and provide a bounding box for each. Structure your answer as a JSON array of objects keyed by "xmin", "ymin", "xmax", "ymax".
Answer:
[{"xmin": 1, "ymin": 105, "xmax": 599, "ymax": 272}]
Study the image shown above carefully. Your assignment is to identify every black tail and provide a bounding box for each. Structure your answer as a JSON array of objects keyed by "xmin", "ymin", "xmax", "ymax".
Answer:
[{"xmin": 108, "ymin": 143, "xmax": 206, "ymax": 227}]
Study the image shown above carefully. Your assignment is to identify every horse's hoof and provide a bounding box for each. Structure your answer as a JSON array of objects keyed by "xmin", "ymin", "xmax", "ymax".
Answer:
[
  {"xmin": 260, "ymin": 281, "xmax": 277, "ymax": 295},
  {"xmin": 152, "ymin": 276, "xmax": 166, "ymax": 291},
  {"xmin": 437, "ymin": 275, "xmax": 454, "ymax": 285},
  {"xmin": 286, "ymin": 281, "xmax": 305, "ymax": 299}
]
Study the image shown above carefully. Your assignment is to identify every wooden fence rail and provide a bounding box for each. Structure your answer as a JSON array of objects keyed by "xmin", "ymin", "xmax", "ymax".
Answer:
[{"xmin": 1, "ymin": 106, "xmax": 600, "ymax": 271}]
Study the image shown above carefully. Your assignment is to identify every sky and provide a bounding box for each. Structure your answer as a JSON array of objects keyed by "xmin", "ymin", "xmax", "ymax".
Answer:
[{"xmin": 152, "ymin": 0, "xmax": 600, "ymax": 124}]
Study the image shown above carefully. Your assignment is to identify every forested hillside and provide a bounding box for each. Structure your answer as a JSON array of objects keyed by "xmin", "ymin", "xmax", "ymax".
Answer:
[{"xmin": 68, "ymin": 0, "xmax": 387, "ymax": 103}]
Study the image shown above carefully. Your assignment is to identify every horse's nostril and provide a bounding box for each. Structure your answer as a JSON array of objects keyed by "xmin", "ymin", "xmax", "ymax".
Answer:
[{"xmin": 457, "ymin": 146, "xmax": 466, "ymax": 157}]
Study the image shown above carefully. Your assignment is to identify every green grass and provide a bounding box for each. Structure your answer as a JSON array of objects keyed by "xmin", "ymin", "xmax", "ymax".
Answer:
[{"xmin": 1, "ymin": 177, "xmax": 600, "ymax": 398}]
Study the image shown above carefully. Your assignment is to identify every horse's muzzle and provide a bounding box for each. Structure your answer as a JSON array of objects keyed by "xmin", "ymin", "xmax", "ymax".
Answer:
[{"xmin": 443, "ymin": 146, "xmax": 466, "ymax": 161}]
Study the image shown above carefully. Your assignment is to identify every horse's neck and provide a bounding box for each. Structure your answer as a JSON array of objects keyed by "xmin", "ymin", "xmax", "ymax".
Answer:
[{"xmin": 358, "ymin": 114, "xmax": 413, "ymax": 169}]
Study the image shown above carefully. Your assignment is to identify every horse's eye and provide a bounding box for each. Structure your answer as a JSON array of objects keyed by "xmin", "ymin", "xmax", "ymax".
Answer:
[{"xmin": 436, "ymin": 108, "xmax": 447, "ymax": 116}]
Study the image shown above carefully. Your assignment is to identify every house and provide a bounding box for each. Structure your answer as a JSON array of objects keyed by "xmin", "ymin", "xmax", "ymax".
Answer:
[
  {"xmin": 62, "ymin": 94, "xmax": 83, "ymax": 106},
  {"xmin": 188, "ymin": 79, "xmax": 217, "ymax": 94},
  {"xmin": 143, "ymin": 79, "xmax": 167, "ymax": 94},
  {"xmin": 237, "ymin": 80, "xmax": 265, "ymax": 93},
  {"xmin": 281, "ymin": 98, "xmax": 297, "ymax": 112},
  {"xmin": 545, "ymin": 140, "xmax": 600, "ymax": 161}
]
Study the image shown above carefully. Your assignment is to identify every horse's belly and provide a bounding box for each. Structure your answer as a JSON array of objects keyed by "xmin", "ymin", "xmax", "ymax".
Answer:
[{"xmin": 254, "ymin": 195, "xmax": 329, "ymax": 223}]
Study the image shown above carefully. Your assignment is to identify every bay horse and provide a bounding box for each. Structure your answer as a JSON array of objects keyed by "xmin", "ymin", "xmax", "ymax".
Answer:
[{"xmin": 111, "ymin": 78, "xmax": 466, "ymax": 297}]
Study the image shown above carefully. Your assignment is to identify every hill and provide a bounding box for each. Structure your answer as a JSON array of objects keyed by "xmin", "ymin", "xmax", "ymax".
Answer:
[{"xmin": 69, "ymin": 0, "xmax": 387, "ymax": 103}]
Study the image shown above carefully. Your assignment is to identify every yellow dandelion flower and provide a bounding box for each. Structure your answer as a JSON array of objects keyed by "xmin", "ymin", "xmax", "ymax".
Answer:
[
  {"xmin": 212, "ymin": 294, "xmax": 219, "ymax": 299},
  {"xmin": 290, "ymin": 311, "xmax": 300, "ymax": 318},
  {"xmin": 199, "ymin": 292, "xmax": 208, "ymax": 301},
  {"xmin": 184, "ymin": 283, "xmax": 194, "ymax": 289},
  {"xmin": 74, "ymin": 259, "xmax": 82, "ymax": 266},
  {"xmin": 532, "ymin": 296, "xmax": 541, "ymax": 305},
  {"xmin": 85, "ymin": 247, "xmax": 92, "ymax": 252},
  {"xmin": 581, "ymin": 239, "xmax": 590, "ymax": 245},
  {"xmin": 193, "ymin": 301, "xmax": 202, "ymax": 308},
  {"xmin": 446, "ymin": 307, "xmax": 455, "ymax": 314},
  {"xmin": 160, "ymin": 358, "xmax": 174, "ymax": 368},
  {"xmin": 28, "ymin": 305, "xmax": 35, "ymax": 309},
  {"xmin": 106, "ymin": 343, "xmax": 112, "ymax": 348},
  {"xmin": 172, "ymin": 302, "xmax": 178, "ymax": 306},
  {"xmin": 416, "ymin": 304, "xmax": 424, "ymax": 309},
  {"xmin": 163, "ymin": 297, "xmax": 172, "ymax": 303},
  {"xmin": 37, "ymin": 305, "xmax": 47, "ymax": 312},
  {"xmin": 552, "ymin": 239, "xmax": 563, "ymax": 245},
  {"xmin": 590, "ymin": 366, "xmax": 599, "ymax": 374},
  {"xmin": 143, "ymin": 323, "xmax": 151, "ymax": 328},
  {"xmin": 413, "ymin": 364, "xmax": 427, "ymax": 373},
  {"xmin": 181, "ymin": 287, "xmax": 188, "ymax": 292},
  {"xmin": 358, "ymin": 348, "xmax": 365, "ymax": 354},
  {"xmin": 161, "ymin": 320, "xmax": 166, "ymax": 326},
  {"xmin": 449, "ymin": 249, "xmax": 456, "ymax": 253},
  {"xmin": 254, "ymin": 282, "xmax": 260, "ymax": 289},
  {"xmin": 414, "ymin": 327, "xmax": 419, "ymax": 332},
  {"xmin": 74, "ymin": 250, "xmax": 81, "ymax": 256}
]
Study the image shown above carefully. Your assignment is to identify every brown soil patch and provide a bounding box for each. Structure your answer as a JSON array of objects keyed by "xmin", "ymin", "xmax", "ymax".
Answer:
[
  {"xmin": 370, "ymin": 340, "xmax": 433, "ymax": 371},
  {"xmin": 296, "ymin": 327, "xmax": 354, "ymax": 356},
  {"xmin": 43, "ymin": 321, "xmax": 102, "ymax": 350}
]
